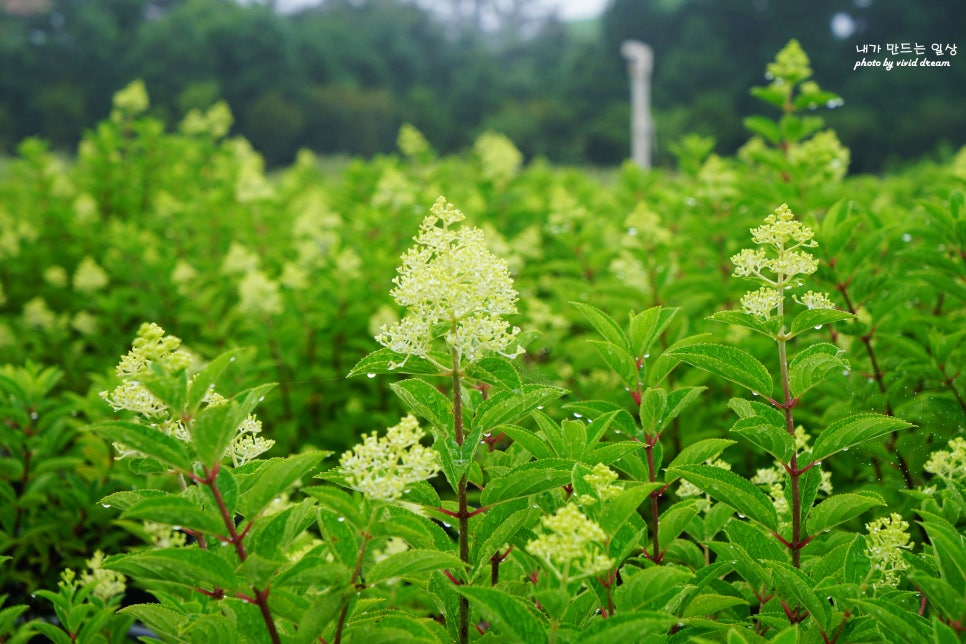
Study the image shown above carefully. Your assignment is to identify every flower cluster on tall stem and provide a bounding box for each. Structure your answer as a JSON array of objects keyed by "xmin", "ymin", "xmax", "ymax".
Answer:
[{"xmin": 731, "ymin": 204, "xmax": 838, "ymax": 567}]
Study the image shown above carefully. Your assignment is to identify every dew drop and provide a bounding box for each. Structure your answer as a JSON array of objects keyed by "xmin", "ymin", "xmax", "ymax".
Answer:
[
  {"xmin": 737, "ymin": 513, "xmax": 746, "ymax": 519},
  {"xmin": 29, "ymin": 411, "xmax": 38, "ymax": 420},
  {"xmin": 901, "ymin": 233, "xmax": 912, "ymax": 242},
  {"xmin": 752, "ymin": 392, "xmax": 760, "ymax": 397},
  {"xmin": 842, "ymin": 370, "xmax": 851, "ymax": 377},
  {"xmin": 537, "ymin": 405, "xmax": 544, "ymax": 410},
  {"xmin": 258, "ymin": 396, "xmax": 265, "ymax": 402},
  {"xmin": 572, "ymin": 412, "xmax": 583, "ymax": 419},
  {"xmin": 229, "ymin": 356, "xmax": 236, "ymax": 362},
  {"xmin": 442, "ymin": 522, "xmax": 451, "ymax": 528},
  {"xmin": 627, "ymin": 227, "xmax": 638, "ymax": 237},
  {"xmin": 337, "ymin": 517, "xmax": 345, "ymax": 523},
  {"xmin": 614, "ymin": 430, "xmax": 622, "ymax": 434},
  {"xmin": 366, "ymin": 373, "xmax": 376, "ymax": 379},
  {"xmin": 173, "ymin": 525, "xmax": 182, "ymax": 531},
  {"xmin": 814, "ymin": 325, "xmax": 823, "ymax": 330},
  {"xmin": 100, "ymin": 504, "xmax": 111, "ymax": 509}
]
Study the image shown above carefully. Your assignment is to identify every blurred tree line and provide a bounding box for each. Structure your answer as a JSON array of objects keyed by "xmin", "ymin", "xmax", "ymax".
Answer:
[{"xmin": 0, "ymin": 0, "xmax": 963, "ymax": 171}]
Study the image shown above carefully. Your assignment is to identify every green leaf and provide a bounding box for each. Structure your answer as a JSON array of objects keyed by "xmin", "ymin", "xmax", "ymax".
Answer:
[
  {"xmin": 122, "ymin": 494, "xmax": 226, "ymax": 536},
  {"xmin": 139, "ymin": 370, "xmax": 188, "ymax": 413},
  {"xmin": 580, "ymin": 611, "xmax": 679, "ymax": 643},
  {"xmin": 562, "ymin": 401, "xmax": 638, "ymax": 436},
  {"xmin": 788, "ymin": 309, "xmax": 854, "ymax": 338},
  {"xmin": 471, "ymin": 499, "xmax": 532, "ymax": 572},
  {"xmin": 367, "ymin": 549, "xmax": 466, "ymax": 585},
  {"xmin": 104, "ymin": 548, "xmax": 238, "ymax": 591},
  {"xmin": 811, "ymin": 414, "xmax": 914, "ymax": 463},
  {"xmin": 639, "ymin": 388, "xmax": 667, "ymax": 436},
  {"xmin": 744, "ymin": 115, "xmax": 782, "ymax": 144},
  {"xmin": 572, "ymin": 301, "xmax": 629, "ymax": 350},
  {"xmin": 908, "ymin": 574, "xmax": 963, "ymax": 624},
  {"xmin": 480, "ymin": 458, "xmax": 574, "ymax": 505},
  {"xmin": 120, "ymin": 604, "xmax": 188, "ymax": 640},
  {"xmin": 456, "ymin": 586, "xmax": 548, "ymax": 644},
  {"xmin": 767, "ymin": 561, "xmax": 831, "ymax": 631},
  {"xmin": 186, "ymin": 349, "xmax": 246, "ymax": 415},
  {"xmin": 853, "ymin": 599, "xmax": 931, "ymax": 642},
  {"xmin": 629, "ymin": 306, "xmax": 679, "ymax": 357},
  {"xmin": 474, "ymin": 384, "xmax": 567, "ymax": 431},
  {"xmin": 599, "ymin": 482, "xmax": 661, "ymax": 536},
  {"xmin": 665, "ymin": 343, "xmax": 772, "ymax": 396},
  {"xmin": 391, "ymin": 378, "xmax": 454, "ymax": 429},
  {"xmin": 465, "ymin": 357, "xmax": 522, "ymax": 393},
  {"xmin": 192, "ymin": 383, "xmax": 275, "ymax": 469},
  {"xmin": 90, "ymin": 420, "xmax": 192, "ymax": 472},
  {"xmin": 805, "ymin": 492, "xmax": 885, "ymax": 535},
  {"xmin": 500, "ymin": 424, "xmax": 555, "ymax": 459},
  {"xmin": 589, "ymin": 340, "xmax": 639, "ymax": 390},
  {"xmin": 709, "ymin": 310, "xmax": 782, "ymax": 337},
  {"xmin": 658, "ymin": 501, "xmax": 700, "ymax": 553},
  {"xmin": 788, "ymin": 343, "xmax": 849, "ymax": 398},
  {"xmin": 731, "ymin": 416, "xmax": 794, "ymax": 463},
  {"xmin": 99, "ymin": 488, "xmax": 168, "ymax": 511},
  {"xmin": 664, "ymin": 439, "xmax": 737, "ymax": 484},
  {"xmin": 668, "ymin": 465, "xmax": 777, "ymax": 530},
  {"xmin": 237, "ymin": 451, "xmax": 329, "ymax": 519},
  {"xmin": 347, "ymin": 348, "xmax": 441, "ymax": 377},
  {"xmin": 917, "ymin": 510, "xmax": 966, "ymax": 595},
  {"xmin": 681, "ymin": 593, "xmax": 749, "ymax": 618}
]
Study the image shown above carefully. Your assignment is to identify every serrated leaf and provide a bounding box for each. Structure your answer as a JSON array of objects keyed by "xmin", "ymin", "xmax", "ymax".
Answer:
[
  {"xmin": 457, "ymin": 586, "xmax": 548, "ymax": 644},
  {"xmin": 347, "ymin": 348, "xmax": 441, "ymax": 378},
  {"xmin": 90, "ymin": 420, "xmax": 192, "ymax": 472},
  {"xmin": 589, "ymin": 340, "xmax": 639, "ymax": 390},
  {"xmin": 599, "ymin": 482, "xmax": 661, "ymax": 536},
  {"xmin": 562, "ymin": 401, "xmax": 638, "ymax": 435},
  {"xmin": 475, "ymin": 384, "xmax": 567, "ymax": 430},
  {"xmin": 99, "ymin": 488, "xmax": 168, "ymax": 511},
  {"xmin": 581, "ymin": 611, "xmax": 679, "ymax": 643},
  {"xmin": 572, "ymin": 301, "xmax": 629, "ymax": 350},
  {"xmin": 120, "ymin": 604, "xmax": 188, "ymax": 640},
  {"xmin": 665, "ymin": 343, "xmax": 772, "ymax": 396},
  {"xmin": 500, "ymin": 424, "xmax": 555, "ymax": 459},
  {"xmin": 465, "ymin": 357, "xmax": 523, "ymax": 393},
  {"xmin": 104, "ymin": 548, "xmax": 238, "ymax": 591},
  {"xmin": 681, "ymin": 593, "xmax": 749, "ymax": 618},
  {"xmin": 629, "ymin": 306, "xmax": 679, "ymax": 357},
  {"xmin": 639, "ymin": 388, "xmax": 667, "ymax": 436},
  {"xmin": 853, "ymin": 599, "xmax": 931, "ymax": 642},
  {"xmin": 367, "ymin": 549, "xmax": 466, "ymax": 585},
  {"xmin": 658, "ymin": 502, "xmax": 700, "ymax": 553},
  {"xmin": 668, "ymin": 465, "xmax": 777, "ymax": 530},
  {"xmin": 237, "ymin": 451, "xmax": 329, "ymax": 518},
  {"xmin": 788, "ymin": 309, "xmax": 854, "ymax": 338},
  {"xmin": 480, "ymin": 458, "xmax": 574, "ymax": 505},
  {"xmin": 471, "ymin": 499, "xmax": 531, "ymax": 572},
  {"xmin": 664, "ymin": 439, "xmax": 737, "ymax": 484},
  {"xmin": 123, "ymin": 494, "xmax": 226, "ymax": 536},
  {"xmin": 768, "ymin": 561, "xmax": 831, "ymax": 631},
  {"xmin": 391, "ymin": 378, "xmax": 454, "ymax": 429},
  {"xmin": 186, "ymin": 349, "xmax": 246, "ymax": 414},
  {"xmin": 192, "ymin": 383, "xmax": 275, "ymax": 469},
  {"xmin": 811, "ymin": 414, "xmax": 914, "ymax": 463},
  {"xmin": 788, "ymin": 343, "xmax": 849, "ymax": 398},
  {"xmin": 917, "ymin": 510, "xmax": 966, "ymax": 595},
  {"xmin": 731, "ymin": 416, "xmax": 794, "ymax": 463},
  {"xmin": 806, "ymin": 493, "xmax": 885, "ymax": 535}
]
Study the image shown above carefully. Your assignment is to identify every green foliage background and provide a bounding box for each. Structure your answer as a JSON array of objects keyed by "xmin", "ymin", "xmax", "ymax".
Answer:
[{"xmin": 0, "ymin": 0, "xmax": 964, "ymax": 170}]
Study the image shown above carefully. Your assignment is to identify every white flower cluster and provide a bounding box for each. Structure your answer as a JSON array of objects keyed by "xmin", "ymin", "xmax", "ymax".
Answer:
[
  {"xmin": 338, "ymin": 414, "xmax": 441, "ymax": 502},
  {"xmin": 101, "ymin": 323, "xmax": 274, "ymax": 466},
  {"xmin": 865, "ymin": 513, "xmax": 913, "ymax": 589},
  {"xmin": 924, "ymin": 437, "xmax": 966, "ymax": 482},
  {"xmin": 731, "ymin": 204, "xmax": 837, "ymax": 319},
  {"xmin": 526, "ymin": 503, "xmax": 614, "ymax": 582},
  {"xmin": 376, "ymin": 197, "xmax": 525, "ymax": 367}
]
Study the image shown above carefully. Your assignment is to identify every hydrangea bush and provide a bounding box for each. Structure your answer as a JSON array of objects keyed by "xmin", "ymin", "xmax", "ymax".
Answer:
[{"xmin": 0, "ymin": 40, "xmax": 964, "ymax": 643}]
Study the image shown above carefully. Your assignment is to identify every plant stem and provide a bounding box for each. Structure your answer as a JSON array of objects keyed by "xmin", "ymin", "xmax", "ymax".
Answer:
[
  {"xmin": 644, "ymin": 439, "xmax": 661, "ymax": 563},
  {"xmin": 776, "ymin": 335, "xmax": 802, "ymax": 569},
  {"xmin": 451, "ymin": 347, "xmax": 470, "ymax": 644},
  {"xmin": 204, "ymin": 464, "xmax": 281, "ymax": 644},
  {"xmin": 334, "ymin": 507, "xmax": 379, "ymax": 644}
]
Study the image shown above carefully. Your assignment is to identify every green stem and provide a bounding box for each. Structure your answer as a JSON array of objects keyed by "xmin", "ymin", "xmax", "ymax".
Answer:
[
  {"xmin": 451, "ymin": 347, "xmax": 470, "ymax": 644},
  {"xmin": 777, "ymin": 335, "xmax": 802, "ymax": 569},
  {"xmin": 334, "ymin": 507, "xmax": 379, "ymax": 644},
  {"xmin": 644, "ymin": 440, "xmax": 661, "ymax": 563}
]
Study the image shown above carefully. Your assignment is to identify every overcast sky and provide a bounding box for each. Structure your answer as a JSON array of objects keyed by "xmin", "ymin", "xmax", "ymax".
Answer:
[{"xmin": 274, "ymin": 0, "xmax": 609, "ymax": 21}]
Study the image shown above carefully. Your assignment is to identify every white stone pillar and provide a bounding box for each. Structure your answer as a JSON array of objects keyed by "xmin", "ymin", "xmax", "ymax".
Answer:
[{"xmin": 621, "ymin": 40, "xmax": 654, "ymax": 169}]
